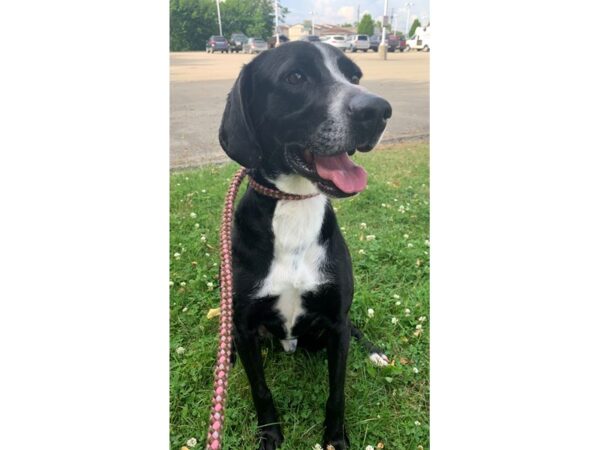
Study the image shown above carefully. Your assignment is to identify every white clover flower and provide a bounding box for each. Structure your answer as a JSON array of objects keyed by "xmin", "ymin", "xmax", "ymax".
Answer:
[
  {"xmin": 381, "ymin": 203, "xmax": 387, "ymax": 208},
  {"xmin": 404, "ymin": 308, "xmax": 411, "ymax": 316},
  {"xmin": 367, "ymin": 308, "xmax": 375, "ymax": 318},
  {"xmin": 360, "ymin": 222, "xmax": 367, "ymax": 229},
  {"xmin": 416, "ymin": 324, "xmax": 422, "ymax": 330},
  {"xmin": 333, "ymin": 207, "xmax": 339, "ymax": 212},
  {"xmin": 206, "ymin": 282, "xmax": 214, "ymax": 290},
  {"xmin": 194, "ymin": 223, "xmax": 200, "ymax": 229},
  {"xmin": 201, "ymin": 189, "xmax": 207, "ymax": 193},
  {"xmin": 403, "ymin": 234, "xmax": 409, "ymax": 239},
  {"xmin": 185, "ymin": 177, "xmax": 189, "ymax": 181},
  {"xmin": 176, "ymin": 346, "xmax": 185, "ymax": 355},
  {"xmin": 205, "ymin": 253, "xmax": 210, "ymax": 257},
  {"xmin": 407, "ymin": 243, "xmax": 414, "ymax": 248},
  {"xmin": 395, "ymin": 301, "xmax": 401, "ymax": 306},
  {"xmin": 366, "ymin": 445, "xmax": 375, "ymax": 450},
  {"xmin": 186, "ymin": 437, "xmax": 197, "ymax": 448},
  {"xmin": 180, "ymin": 281, "xmax": 186, "ymax": 287},
  {"xmin": 312, "ymin": 444, "xmax": 323, "ymax": 450},
  {"xmin": 169, "ymin": 281, "xmax": 174, "ymax": 287},
  {"xmin": 419, "ymin": 316, "xmax": 427, "ymax": 322},
  {"xmin": 424, "ymin": 239, "xmax": 430, "ymax": 246},
  {"xmin": 415, "ymin": 420, "xmax": 421, "ymax": 426},
  {"xmin": 190, "ymin": 212, "xmax": 197, "ymax": 219},
  {"xmin": 340, "ymin": 226, "xmax": 346, "ymax": 231},
  {"xmin": 391, "ymin": 317, "xmax": 398, "ymax": 325},
  {"xmin": 174, "ymin": 252, "xmax": 181, "ymax": 260},
  {"xmin": 413, "ymin": 367, "xmax": 419, "ymax": 374},
  {"xmin": 182, "ymin": 307, "xmax": 188, "ymax": 313},
  {"xmin": 358, "ymin": 249, "xmax": 366, "ymax": 255},
  {"xmin": 366, "ymin": 235, "xmax": 376, "ymax": 241},
  {"xmin": 200, "ymin": 235, "xmax": 207, "ymax": 243},
  {"xmin": 393, "ymin": 294, "xmax": 400, "ymax": 299}
]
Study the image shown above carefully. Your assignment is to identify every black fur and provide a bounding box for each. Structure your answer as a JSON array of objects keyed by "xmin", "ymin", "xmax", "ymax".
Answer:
[{"xmin": 219, "ymin": 41, "xmax": 392, "ymax": 450}]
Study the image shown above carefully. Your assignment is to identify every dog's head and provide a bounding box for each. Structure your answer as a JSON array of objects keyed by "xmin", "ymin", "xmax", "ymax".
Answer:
[{"xmin": 219, "ymin": 41, "xmax": 392, "ymax": 198}]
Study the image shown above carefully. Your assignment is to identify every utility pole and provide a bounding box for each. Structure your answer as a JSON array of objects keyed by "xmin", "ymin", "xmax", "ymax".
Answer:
[
  {"xmin": 379, "ymin": 0, "xmax": 389, "ymax": 59},
  {"xmin": 216, "ymin": 0, "xmax": 223, "ymax": 36},
  {"xmin": 274, "ymin": 0, "xmax": 280, "ymax": 46},
  {"xmin": 405, "ymin": 2, "xmax": 414, "ymax": 37},
  {"xmin": 357, "ymin": 3, "xmax": 360, "ymax": 24},
  {"xmin": 311, "ymin": 10, "xmax": 315, "ymax": 35}
]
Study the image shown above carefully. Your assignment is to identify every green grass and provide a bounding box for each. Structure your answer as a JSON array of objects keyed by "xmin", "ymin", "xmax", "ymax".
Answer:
[{"xmin": 170, "ymin": 142, "xmax": 430, "ymax": 450}]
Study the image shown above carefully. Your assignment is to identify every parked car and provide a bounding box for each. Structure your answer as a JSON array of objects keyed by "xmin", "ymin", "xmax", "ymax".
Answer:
[
  {"xmin": 390, "ymin": 35, "xmax": 407, "ymax": 52},
  {"xmin": 321, "ymin": 35, "xmax": 349, "ymax": 51},
  {"xmin": 369, "ymin": 35, "xmax": 381, "ymax": 51},
  {"xmin": 301, "ymin": 35, "xmax": 321, "ymax": 42},
  {"xmin": 206, "ymin": 35, "xmax": 229, "ymax": 53},
  {"xmin": 268, "ymin": 34, "xmax": 289, "ymax": 48},
  {"xmin": 243, "ymin": 37, "xmax": 268, "ymax": 54},
  {"xmin": 369, "ymin": 34, "xmax": 404, "ymax": 52},
  {"xmin": 229, "ymin": 33, "xmax": 248, "ymax": 53},
  {"xmin": 347, "ymin": 34, "xmax": 370, "ymax": 52}
]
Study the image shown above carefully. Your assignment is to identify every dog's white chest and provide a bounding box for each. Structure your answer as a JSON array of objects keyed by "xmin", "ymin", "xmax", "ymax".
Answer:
[{"xmin": 255, "ymin": 194, "xmax": 328, "ymax": 338}]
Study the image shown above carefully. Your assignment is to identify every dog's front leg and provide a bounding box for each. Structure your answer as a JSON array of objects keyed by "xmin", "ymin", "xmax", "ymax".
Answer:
[
  {"xmin": 323, "ymin": 322, "xmax": 351, "ymax": 450},
  {"xmin": 234, "ymin": 327, "xmax": 283, "ymax": 450}
]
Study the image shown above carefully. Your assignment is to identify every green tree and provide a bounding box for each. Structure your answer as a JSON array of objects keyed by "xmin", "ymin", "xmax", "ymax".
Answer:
[
  {"xmin": 357, "ymin": 13, "xmax": 375, "ymax": 36},
  {"xmin": 170, "ymin": 0, "xmax": 285, "ymax": 51},
  {"xmin": 408, "ymin": 18, "xmax": 422, "ymax": 38}
]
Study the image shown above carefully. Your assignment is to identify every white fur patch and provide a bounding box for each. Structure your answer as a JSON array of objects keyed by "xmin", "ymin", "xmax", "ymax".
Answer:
[
  {"xmin": 254, "ymin": 177, "xmax": 328, "ymax": 340},
  {"xmin": 314, "ymin": 44, "xmax": 366, "ymax": 148},
  {"xmin": 369, "ymin": 352, "xmax": 390, "ymax": 367}
]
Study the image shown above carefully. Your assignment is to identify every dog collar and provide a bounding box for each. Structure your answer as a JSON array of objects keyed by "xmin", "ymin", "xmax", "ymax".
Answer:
[{"xmin": 247, "ymin": 176, "xmax": 319, "ymax": 201}]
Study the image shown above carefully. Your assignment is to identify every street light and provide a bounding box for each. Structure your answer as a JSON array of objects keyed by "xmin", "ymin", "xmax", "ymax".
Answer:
[
  {"xmin": 379, "ymin": 0, "xmax": 389, "ymax": 59},
  {"xmin": 274, "ymin": 0, "xmax": 280, "ymax": 46},
  {"xmin": 405, "ymin": 2, "xmax": 414, "ymax": 37},
  {"xmin": 309, "ymin": 10, "xmax": 315, "ymax": 35},
  {"xmin": 216, "ymin": 0, "xmax": 223, "ymax": 36}
]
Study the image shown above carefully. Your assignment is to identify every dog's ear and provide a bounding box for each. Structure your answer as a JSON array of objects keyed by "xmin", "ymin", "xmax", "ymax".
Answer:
[{"xmin": 219, "ymin": 64, "xmax": 262, "ymax": 168}]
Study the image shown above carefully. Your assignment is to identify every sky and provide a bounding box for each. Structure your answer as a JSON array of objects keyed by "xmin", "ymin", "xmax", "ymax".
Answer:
[{"xmin": 281, "ymin": 0, "xmax": 430, "ymax": 34}]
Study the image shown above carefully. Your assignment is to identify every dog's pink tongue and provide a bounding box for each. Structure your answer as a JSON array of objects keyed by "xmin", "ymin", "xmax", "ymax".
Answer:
[{"xmin": 314, "ymin": 152, "xmax": 368, "ymax": 194}]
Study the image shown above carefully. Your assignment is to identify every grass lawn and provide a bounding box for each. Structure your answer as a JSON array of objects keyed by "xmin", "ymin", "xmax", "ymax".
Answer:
[{"xmin": 170, "ymin": 142, "xmax": 430, "ymax": 450}]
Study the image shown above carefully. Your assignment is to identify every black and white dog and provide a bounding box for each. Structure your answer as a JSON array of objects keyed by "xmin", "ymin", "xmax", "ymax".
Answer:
[{"xmin": 219, "ymin": 41, "xmax": 392, "ymax": 450}]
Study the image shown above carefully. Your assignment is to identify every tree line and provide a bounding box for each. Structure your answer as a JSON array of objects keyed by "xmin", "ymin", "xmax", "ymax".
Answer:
[{"xmin": 170, "ymin": 0, "xmax": 286, "ymax": 51}]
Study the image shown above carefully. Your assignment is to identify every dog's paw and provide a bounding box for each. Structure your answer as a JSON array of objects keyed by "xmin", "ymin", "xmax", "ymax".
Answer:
[
  {"xmin": 369, "ymin": 352, "xmax": 390, "ymax": 367},
  {"xmin": 257, "ymin": 425, "xmax": 283, "ymax": 450},
  {"xmin": 323, "ymin": 429, "xmax": 350, "ymax": 450}
]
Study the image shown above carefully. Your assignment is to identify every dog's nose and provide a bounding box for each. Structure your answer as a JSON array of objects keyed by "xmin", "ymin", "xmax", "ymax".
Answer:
[{"xmin": 348, "ymin": 93, "xmax": 392, "ymax": 122}]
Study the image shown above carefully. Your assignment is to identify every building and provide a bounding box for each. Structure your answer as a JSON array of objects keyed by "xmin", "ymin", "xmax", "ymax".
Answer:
[
  {"xmin": 288, "ymin": 23, "xmax": 356, "ymax": 41},
  {"xmin": 276, "ymin": 24, "xmax": 289, "ymax": 38}
]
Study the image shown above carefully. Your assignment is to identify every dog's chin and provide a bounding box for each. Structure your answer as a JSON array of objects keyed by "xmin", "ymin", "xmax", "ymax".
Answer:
[{"xmin": 283, "ymin": 145, "xmax": 363, "ymax": 199}]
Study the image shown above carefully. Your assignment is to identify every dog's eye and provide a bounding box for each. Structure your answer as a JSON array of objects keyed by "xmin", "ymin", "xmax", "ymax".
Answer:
[
  {"xmin": 350, "ymin": 75, "xmax": 360, "ymax": 85},
  {"xmin": 286, "ymin": 72, "xmax": 305, "ymax": 85}
]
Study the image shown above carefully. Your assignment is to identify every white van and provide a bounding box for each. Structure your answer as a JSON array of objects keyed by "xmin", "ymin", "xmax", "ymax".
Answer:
[{"xmin": 406, "ymin": 26, "xmax": 431, "ymax": 52}]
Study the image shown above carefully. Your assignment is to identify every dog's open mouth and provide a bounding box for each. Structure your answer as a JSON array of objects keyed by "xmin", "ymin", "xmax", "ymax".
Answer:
[{"xmin": 285, "ymin": 146, "xmax": 368, "ymax": 198}]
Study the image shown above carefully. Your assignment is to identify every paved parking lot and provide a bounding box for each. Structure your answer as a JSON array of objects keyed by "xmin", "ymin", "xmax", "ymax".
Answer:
[{"xmin": 170, "ymin": 50, "xmax": 429, "ymax": 169}]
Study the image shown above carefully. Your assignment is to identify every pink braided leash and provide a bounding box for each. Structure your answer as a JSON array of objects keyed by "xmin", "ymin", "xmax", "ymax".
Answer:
[{"xmin": 206, "ymin": 168, "xmax": 318, "ymax": 450}]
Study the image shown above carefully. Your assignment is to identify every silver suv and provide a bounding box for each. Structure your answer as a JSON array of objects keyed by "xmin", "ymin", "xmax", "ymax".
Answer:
[{"xmin": 347, "ymin": 34, "xmax": 370, "ymax": 52}]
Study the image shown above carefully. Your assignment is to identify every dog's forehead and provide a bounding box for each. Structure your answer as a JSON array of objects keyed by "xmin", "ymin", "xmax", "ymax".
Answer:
[{"xmin": 257, "ymin": 41, "xmax": 361, "ymax": 81}]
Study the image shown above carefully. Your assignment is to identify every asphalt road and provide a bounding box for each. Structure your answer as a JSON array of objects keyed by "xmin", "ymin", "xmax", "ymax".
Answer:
[{"xmin": 170, "ymin": 51, "xmax": 429, "ymax": 169}]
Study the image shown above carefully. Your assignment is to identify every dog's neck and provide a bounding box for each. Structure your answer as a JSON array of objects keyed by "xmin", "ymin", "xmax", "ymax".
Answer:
[{"xmin": 251, "ymin": 170, "xmax": 322, "ymax": 197}]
